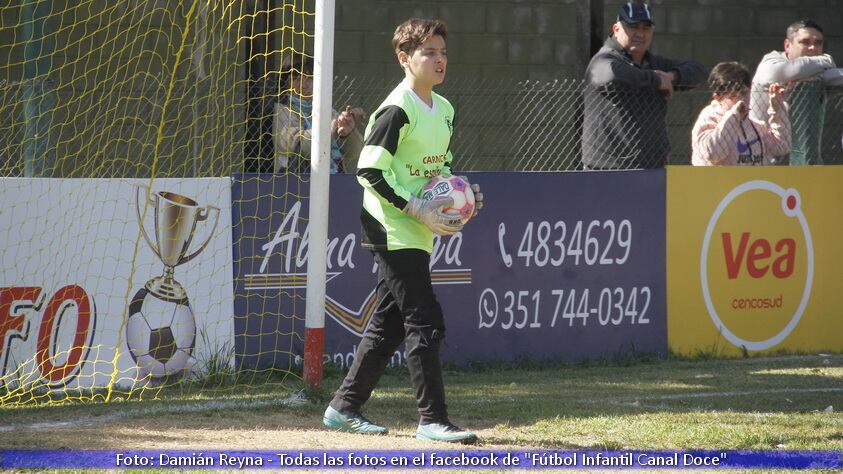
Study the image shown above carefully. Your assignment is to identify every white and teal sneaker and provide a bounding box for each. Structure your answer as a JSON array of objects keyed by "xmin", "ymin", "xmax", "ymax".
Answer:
[
  {"xmin": 416, "ymin": 421, "xmax": 477, "ymax": 444},
  {"xmin": 322, "ymin": 406, "xmax": 388, "ymax": 434}
]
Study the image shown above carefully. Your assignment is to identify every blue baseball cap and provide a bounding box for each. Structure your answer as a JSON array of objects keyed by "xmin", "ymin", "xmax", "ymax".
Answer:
[{"xmin": 617, "ymin": 2, "xmax": 654, "ymax": 25}]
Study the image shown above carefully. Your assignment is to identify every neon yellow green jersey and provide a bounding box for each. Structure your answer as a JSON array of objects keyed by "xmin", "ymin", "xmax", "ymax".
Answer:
[{"xmin": 356, "ymin": 81, "xmax": 454, "ymax": 253}]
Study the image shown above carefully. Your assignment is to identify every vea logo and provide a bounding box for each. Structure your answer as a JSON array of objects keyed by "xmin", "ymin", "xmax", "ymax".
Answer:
[
  {"xmin": 721, "ymin": 232, "xmax": 795, "ymax": 280},
  {"xmin": 700, "ymin": 181, "xmax": 813, "ymax": 351}
]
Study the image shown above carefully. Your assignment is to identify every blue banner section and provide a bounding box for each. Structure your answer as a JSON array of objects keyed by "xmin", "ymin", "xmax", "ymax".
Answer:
[
  {"xmin": 3, "ymin": 450, "xmax": 840, "ymax": 469},
  {"xmin": 231, "ymin": 171, "xmax": 666, "ymax": 369}
]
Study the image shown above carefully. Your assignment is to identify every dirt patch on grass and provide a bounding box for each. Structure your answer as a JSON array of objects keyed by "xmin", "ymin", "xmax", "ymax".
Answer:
[{"xmin": 3, "ymin": 408, "xmax": 527, "ymax": 451}]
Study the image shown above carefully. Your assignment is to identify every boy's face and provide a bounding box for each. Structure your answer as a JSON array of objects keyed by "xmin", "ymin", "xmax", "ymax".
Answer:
[
  {"xmin": 400, "ymin": 34, "xmax": 447, "ymax": 87},
  {"xmin": 290, "ymin": 73, "xmax": 313, "ymax": 98},
  {"xmin": 714, "ymin": 87, "xmax": 750, "ymax": 112}
]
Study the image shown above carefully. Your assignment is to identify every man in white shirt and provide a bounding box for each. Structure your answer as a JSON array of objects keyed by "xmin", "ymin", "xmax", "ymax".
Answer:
[{"xmin": 751, "ymin": 19, "xmax": 843, "ymax": 165}]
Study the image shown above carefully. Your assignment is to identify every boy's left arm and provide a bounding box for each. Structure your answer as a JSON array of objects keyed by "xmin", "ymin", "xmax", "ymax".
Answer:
[
  {"xmin": 447, "ymin": 152, "xmax": 484, "ymax": 217},
  {"xmin": 442, "ymin": 150, "xmax": 453, "ymax": 177},
  {"xmin": 763, "ymin": 85, "xmax": 791, "ymax": 156},
  {"xmin": 339, "ymin": 129, "xmax": 364, "ymax": 173},
  {"xmin": 442, "ymin": 111, "xmax": 483, "ymax": 216}
]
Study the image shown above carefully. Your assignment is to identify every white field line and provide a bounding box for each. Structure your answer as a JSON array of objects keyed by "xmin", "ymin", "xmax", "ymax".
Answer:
[
  {"xmin": 469, "ymin": 386, "xmax": 843, "ymax": 406},
  {"xmin": 4, "ymin": 387, "xmax": 841, "ymax": 432},
  {"xmin": 602, "ymin": 386, "xmax": 843, "ymax": 408},
  {"xmin": 0, "ymin": 392, "xmax": 306, "ymax": 432},
  {"xmin": 624, "ymin": 387, "xmax": 843, "ymax": 400}
]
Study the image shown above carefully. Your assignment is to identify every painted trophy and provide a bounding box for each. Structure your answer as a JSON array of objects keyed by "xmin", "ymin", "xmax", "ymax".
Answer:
[{"xmin": 126, "ymin": 185, "xmax": 220, "ymax": 380}]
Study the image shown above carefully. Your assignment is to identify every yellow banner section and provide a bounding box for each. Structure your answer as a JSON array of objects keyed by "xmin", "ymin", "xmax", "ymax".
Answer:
[{"xmin": 667, "ymin": 166, "xmax": 843, "ymax": 356}]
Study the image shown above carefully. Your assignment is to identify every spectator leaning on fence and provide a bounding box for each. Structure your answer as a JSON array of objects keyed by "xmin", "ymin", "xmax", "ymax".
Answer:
[
  {"xmin": 273, "ymin": 56, "xmax": 366, "ymax": 173},
  {"xmin": 751, "ymin": 19, "xmax": 843, "ymax": 166},
  {"xmin": 692, "ymin": 62, "xmax": 790, "ymax": 166},
  {"xmin": 582, "ymin": 2, "xmax": 706, "ymax": 170}
]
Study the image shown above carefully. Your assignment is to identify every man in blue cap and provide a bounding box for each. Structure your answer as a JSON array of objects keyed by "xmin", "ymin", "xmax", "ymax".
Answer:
[{"xmin": 582, "ymin": 2, "xmax": 706, "ymax": 169}]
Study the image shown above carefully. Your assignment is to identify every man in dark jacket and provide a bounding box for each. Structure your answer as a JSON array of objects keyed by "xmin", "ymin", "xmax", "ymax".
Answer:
[{"xmin": 582, "ymin": 2, "xmax": 706, "ymax": 169}]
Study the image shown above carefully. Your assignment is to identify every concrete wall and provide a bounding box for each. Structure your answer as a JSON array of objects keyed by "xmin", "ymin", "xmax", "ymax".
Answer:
[
  {"xmin": 640, "ymin": 0, "xmax": 843, "ymax": 77},
  {"xmin": 334, "ymin": 0, "xmax": 843, "ymax": 80},
  {"xmin": 334, "ymin": 0, "xmax": 579, "ymax": 81}
]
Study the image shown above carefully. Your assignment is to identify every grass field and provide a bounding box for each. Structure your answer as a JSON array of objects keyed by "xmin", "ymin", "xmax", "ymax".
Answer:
[{"xmin": 1, "ymin": 354, "xmax": 841, "ymax": 471}]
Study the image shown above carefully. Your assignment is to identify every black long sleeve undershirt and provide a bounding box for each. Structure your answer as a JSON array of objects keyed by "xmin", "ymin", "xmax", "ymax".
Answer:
[{"xmin": 357, "ymin": 168, "xmax": 408, "ymax": 210}]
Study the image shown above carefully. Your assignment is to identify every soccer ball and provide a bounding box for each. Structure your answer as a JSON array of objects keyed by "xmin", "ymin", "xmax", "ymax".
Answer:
[
  {"xmin": 420, "ymin": 175, "xmax": 475, "ymax": 223},
  {"xmin": 126, "ymin": 287, "xmax": 196, "ymax": 379}
]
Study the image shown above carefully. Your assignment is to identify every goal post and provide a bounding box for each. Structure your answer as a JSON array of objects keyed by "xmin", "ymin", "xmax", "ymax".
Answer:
[{"xmin": 303, "ymin": 0, "xmax": 335, "ymax": 389}]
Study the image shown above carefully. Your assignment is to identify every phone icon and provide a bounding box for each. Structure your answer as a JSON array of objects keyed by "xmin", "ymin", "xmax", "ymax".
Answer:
[{"xmin": 498, "ymin": 222, "xmax": 512, "ymax": 268}]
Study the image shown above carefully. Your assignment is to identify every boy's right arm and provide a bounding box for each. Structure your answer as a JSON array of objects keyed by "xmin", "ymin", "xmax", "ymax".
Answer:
[
  {"xmin": 692, "ymin": 106, "xmax": 741, "ymax": 166},
  {"xmin": 356, "ymin": 106, "xmax": 413, "ymax": 209},
  {"xmin": 274, "ymin": 103, "xmax": 312, "ymax": 158}
]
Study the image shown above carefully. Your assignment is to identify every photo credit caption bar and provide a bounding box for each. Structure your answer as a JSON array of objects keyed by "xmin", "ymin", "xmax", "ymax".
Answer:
[{"xmin": 1, "ymin": 450, "xmax": 840, "ymax": 469}]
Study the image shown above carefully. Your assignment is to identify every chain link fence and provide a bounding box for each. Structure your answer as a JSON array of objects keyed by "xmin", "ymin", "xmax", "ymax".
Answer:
[
  {"xmin": 3, "ymin": 76, "xmax": 843, "ymax": 176},
  {"xmin": 334, "ymin": 76, "xmax": 843, "ymax": 171},
  {"xmin": 334, "ymin": 77, "xmax": 843, "ymax": 171},
  {"xmin": 0, "ymin": 77, "xmax": 249, "ymax": 178}
]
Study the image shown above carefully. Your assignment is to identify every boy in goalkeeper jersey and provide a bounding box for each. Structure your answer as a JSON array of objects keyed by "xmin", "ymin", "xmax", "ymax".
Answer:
[{"xmin": 323, "ymin": 18, "xmax": 482, "ymax": 444}]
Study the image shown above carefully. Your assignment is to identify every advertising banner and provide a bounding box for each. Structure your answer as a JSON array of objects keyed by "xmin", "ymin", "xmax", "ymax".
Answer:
[
  {"xmin": 0, "ymin": 178, "xmax": 234, "ymax": 389},
  {"xmin": 232, "ymin": 171, "xmax": 666, "ymax": 368},
  {"xmin": 667, "ymin": 166, "xmax": 843, "ymax": 355}
]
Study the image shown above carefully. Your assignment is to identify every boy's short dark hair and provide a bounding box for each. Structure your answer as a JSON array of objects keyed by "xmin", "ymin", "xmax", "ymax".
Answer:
[
  {"xmin": 392, "ymin": 18, "xmax": 448, "ymax": 56},
  {"xmin": 787, "ymin": 19, "xmax": 823, "ymax": 39},
  {"xmin": 280, "ymin": 55, "xmax": 313, "ymax": 90},
  {"xmin": 708, "ymin": 61, "xmax": 751, "ymax": 95}
]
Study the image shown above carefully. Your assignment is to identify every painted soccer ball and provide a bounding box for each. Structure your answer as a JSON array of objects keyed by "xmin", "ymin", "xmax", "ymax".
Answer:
[
  {"xmin": 126, "ymin": 287, "xmax": 196, "ymax": 379},
  {"xmin": 420, "ymin": 175, "xmax": 475, "ymax": 224}
]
